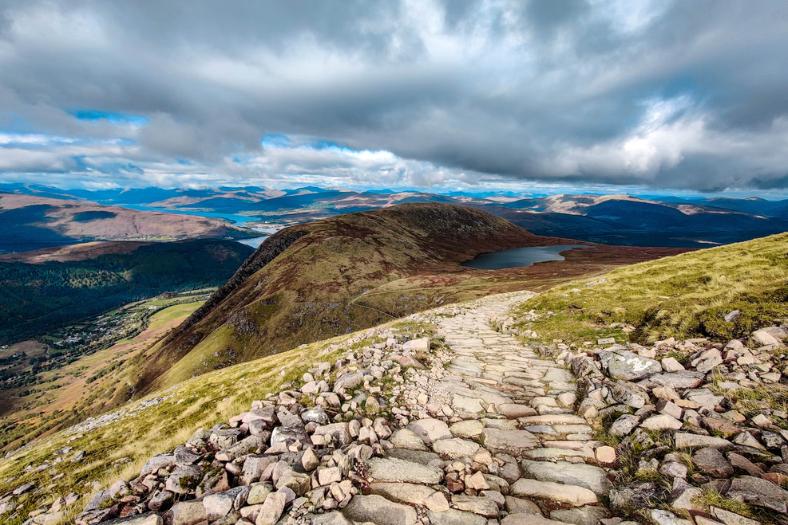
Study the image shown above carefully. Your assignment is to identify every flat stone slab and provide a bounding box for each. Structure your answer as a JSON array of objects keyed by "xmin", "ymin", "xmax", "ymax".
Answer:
[
  {"xmin": 674, "ymin": 433, "xmax": 732, "ymax": 449},
  {"xmin": 523, "ymin": 447, "xmax": 595, "ymax": 461},
  {"xmin": 498, "ymin": 403, "xmax": 538, "ymax": 418},
  {"xmin": 343, "ymin": 495, "xmax": 418, "ymax": 525},
  {"xmin": 511, "ymin": 479, "xmax": 598, "ymax": 506},
  {"xmin": 450, "ymin": 420, "xmax": 484, "ymax": 438},
  {"xmin": 519, "ymin": 414, "xmax": 587, "ymax": 425},
  {"xmin": 503, "ymin": 514, "xmax": 575, "ymax": 525},
  {"xmin": 522, "ymin": 460, "xmax": 612, "ymax": 495},
  {"xmin": 407, "ymin": 418, "xmax": 452, "ymax": 445},
  {"xmin": 428, "ymin": 509, "xmax": 487, "ymax": 525},
  {"xmin": 369, "ymin": 483, "xmax": 447, "ymax": 511},
  {"xmin": 481, "ymin": 428, "xmax": 538, "ymax": 454},
  {"xmin": 367, "ymin": 457, "xmax": 443, "ymax": 484},
  {"xmin": 432, "ymin": 438, "xmax": 480, "ymax": 458}
]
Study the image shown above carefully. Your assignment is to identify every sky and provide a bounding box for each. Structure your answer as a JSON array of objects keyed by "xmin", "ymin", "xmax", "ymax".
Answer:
[{"xmin": 0, "ymin": 0, "xmax": 787, "ymax": 195}]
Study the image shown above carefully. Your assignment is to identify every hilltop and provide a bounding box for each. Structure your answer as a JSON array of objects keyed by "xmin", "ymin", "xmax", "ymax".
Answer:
[
  {"xmin": 133, "ymin": 203, "xmax": 553, "ymax": 391},
  {"xmin": 134, "ymin": 203, "xmax": 683, "ymax": 393}
]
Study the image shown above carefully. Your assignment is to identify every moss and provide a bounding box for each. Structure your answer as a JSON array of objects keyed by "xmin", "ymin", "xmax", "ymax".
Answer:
[{"xmin": 695, "ymin": 489, "xmax": 756, "ymax": 518}]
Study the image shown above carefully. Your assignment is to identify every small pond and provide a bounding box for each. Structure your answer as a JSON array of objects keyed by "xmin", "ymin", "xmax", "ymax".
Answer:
[{"xmin": 463, "ymin": 244, "xmax": 587, "ymax": 270}]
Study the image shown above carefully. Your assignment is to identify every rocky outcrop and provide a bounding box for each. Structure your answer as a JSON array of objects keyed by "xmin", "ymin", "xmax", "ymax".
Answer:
[{"xmin": 517, "ymin": 320, "xmax": 788, "ymax": 525}]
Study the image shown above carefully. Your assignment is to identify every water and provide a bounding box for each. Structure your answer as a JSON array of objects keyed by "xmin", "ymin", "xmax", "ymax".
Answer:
[
  {"xmin": 463, "ymin": 244, "xmax": 587, "ymax": 270},
  {"xmin": 236, "ymin": 224, "xmax": 285, "ymax": 248},
  {"xmin": 122, "ymin": 204, "xmax": 258, "ymax": 225},
  {"xmin": 238, "ymin": 236, "xmax": 268, "ymax": 248}
]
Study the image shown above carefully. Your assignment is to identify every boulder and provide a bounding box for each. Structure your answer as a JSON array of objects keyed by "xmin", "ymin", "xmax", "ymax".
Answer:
[
  {"xmin": 598, "ymin": 349, "xmax": 661, "ymax": 380},
  {"xmin": 255, "ymin": 490, "xmax": 288, "ymax": 525},
  {"xmin": 692, "ymin": 448, "xmax": 734, "ymax": 478},
  {"xmin": 727, "ymin": 475, "xmax": 788, "ymax": 513},
  {"xmin": 168, "ymin": 501, "xmax": 207, "ymax": 525}
]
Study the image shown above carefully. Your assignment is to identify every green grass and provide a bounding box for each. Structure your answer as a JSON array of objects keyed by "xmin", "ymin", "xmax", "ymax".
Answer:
[
  {"xmin": 513, "ymin": 233, "xmax": 788, "ymax": 345},
  {"xmin": 694, "ymin": 489, "xmax": 756, "ymax": 518},
  {"xmin": 710, "ymin": 384, "xmax": 788, "ymax": 429}
]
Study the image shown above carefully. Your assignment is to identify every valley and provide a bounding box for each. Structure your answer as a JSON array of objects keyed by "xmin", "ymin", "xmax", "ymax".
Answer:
[
  {"xmin": 0, "ymin": 232, "xmax": 783, "ymax": 525},
  {"xmin": 0, "ymin": 238, "xmax": 253, "ymax": 344},
  {"xmin": 0, "ymin": 290, "xmax": 209, "ymax": 452}
]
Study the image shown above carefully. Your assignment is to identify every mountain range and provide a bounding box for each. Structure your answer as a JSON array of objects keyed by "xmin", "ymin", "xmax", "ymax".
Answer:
[{"xmin": 2, "ymin": 183, "xmax": 784, "ymax": 248}]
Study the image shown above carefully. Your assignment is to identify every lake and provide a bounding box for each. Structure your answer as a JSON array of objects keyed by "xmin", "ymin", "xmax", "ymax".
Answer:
[{"xmin": 463, "ymin": 244, "xmax": 587, "ymax": 270}]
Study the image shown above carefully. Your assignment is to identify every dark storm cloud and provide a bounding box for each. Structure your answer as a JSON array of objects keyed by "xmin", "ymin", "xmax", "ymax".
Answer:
[{"xmin": 0, "ymin": 0, "xmax": 787, "ymax": 191}]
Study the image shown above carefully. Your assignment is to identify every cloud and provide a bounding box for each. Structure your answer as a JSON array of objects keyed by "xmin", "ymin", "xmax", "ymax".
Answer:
[{"xmin": 0, "ymin": 0, "xmax": 786, "ymax": 193}]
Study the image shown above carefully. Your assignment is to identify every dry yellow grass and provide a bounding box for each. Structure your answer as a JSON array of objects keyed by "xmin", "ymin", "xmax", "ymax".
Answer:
[
  {"xmin": 514, "ymin": 232, "xmax": 788, "ymax": 345},
  {"xmin": 0, "ymin": 319, "xmax": 429, "ymax": 524}
]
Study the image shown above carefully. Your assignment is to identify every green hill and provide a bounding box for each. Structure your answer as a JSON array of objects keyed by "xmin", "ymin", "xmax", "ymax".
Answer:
[
  {"xmin": 513, "ymin": 232, "xmax": 788, "ymax": 345},
  {"xmin": 136, "ymin": 203, "xmax": 550, "ymax": 391}
]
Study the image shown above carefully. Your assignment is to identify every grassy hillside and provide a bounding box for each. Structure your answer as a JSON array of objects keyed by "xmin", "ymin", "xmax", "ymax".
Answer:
[
  {"xmin": 513, "ymin": 232, "xmax": 788, "ymax": 345},
  {"xmin": 135, "ymin": 203, "xmax": 554, "ymax": 391},
  {"xmin": 0, "ymin": 297, "xmax": 205, "ymax": 453},
  {"xmin": 0, "ymin": 319, "xmax": 428, "ymax": 525},
  {"xmin": 0, "ymin": 239, "xmax": 253, "ymax": 343}
]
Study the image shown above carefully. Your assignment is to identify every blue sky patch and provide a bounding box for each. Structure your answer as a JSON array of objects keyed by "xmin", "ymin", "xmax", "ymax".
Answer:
[{"xmin": 71, "ymin": 109, "xmax": 148, "ymax": 125}]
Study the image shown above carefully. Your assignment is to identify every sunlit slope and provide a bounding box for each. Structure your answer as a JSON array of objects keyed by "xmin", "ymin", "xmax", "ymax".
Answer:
[
  {"xmin": 138, "ymin": 203, "xmax": 550, "ymax": 390},
  {"xmin": 0, "ymin": 320, "xmax": 427, "ymax": 525},
  {"xmin": 513, "ymin": 232, "xmax": 788, "ymax": 344}
]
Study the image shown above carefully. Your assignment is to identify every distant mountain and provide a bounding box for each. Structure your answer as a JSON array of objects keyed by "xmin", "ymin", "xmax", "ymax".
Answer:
[
  {"xmin": 490, "ymin": 195, "xmax": 787, "ymax": 247},
  {"xmin": 0, "ymin": 193, "xmax": 252, "ymax": 253},
  {"xmin": 704, "ymin": 197, "xmax": 788, "ymax": 218},
  {"xmin": 0, "ymin": 239, "xmax": 254, "ymax": 343},
  {"xmin": 2, "ymin": 184, "xmax": 785, "ymax": 247},
  {"xmin": 134, "ymin": 203, "xmax": 555, "ymax": 391}
]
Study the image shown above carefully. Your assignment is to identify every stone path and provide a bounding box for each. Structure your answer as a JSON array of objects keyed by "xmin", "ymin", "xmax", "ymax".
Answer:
[{"xmin": 349, "ymin": 292, "xmax": 615, "ymax": 525}]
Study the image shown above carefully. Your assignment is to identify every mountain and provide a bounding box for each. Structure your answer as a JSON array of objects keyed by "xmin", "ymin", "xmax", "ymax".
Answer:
[
  {"xmin": 0, "ymin": 239, "xmax": 254, "ymax": 343},
  {"xmin": 133, "ymin": 203, "xmax": 556, "ymax": 390},
  {"xmin": 0, "ymin": 232, "xmax": 783, "ymax": 525},
  {"xmin": 488, "ymin": 194, "xmax": 788, "ymax": 247},
  {"xmin": 3, "ymin": 184, "xmax": 786, "ymax": 248},
  {"xmin": 0, "ymin": 193, "xmax": 252, "ymax": 253}
]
